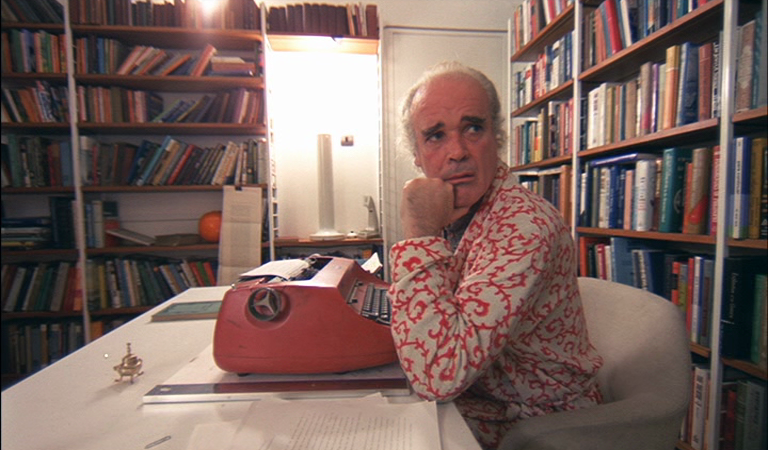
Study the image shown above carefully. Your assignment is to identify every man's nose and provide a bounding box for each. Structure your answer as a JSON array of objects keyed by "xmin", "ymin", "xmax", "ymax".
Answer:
[{"xmin": 446, "ymin": 134, "xmax": 469, "ymax": 161}]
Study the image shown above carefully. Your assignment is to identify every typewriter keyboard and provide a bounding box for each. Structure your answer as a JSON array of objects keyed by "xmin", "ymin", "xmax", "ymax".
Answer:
[{"xmin": 360, "ymin": 284, "xmax": 391, "ymax": 325}]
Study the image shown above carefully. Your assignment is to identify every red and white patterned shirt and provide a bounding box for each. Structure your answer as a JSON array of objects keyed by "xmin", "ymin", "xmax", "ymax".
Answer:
[{"xmin": 389, "ymin": 162, "xmax": 603, "ymax": 449}]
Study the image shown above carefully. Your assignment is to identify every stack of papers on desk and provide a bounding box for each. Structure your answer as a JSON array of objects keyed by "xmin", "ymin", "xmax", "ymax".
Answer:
[{"xmin": 188, "ymin": 395, "xmax": 442, "ymax": 450}]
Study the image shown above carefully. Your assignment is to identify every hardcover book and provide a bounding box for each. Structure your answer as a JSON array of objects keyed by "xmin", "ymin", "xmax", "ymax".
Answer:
[
  {"xmin": 151, "ymin": 300, "xmax": 221, "ymax": 322},
  {"xmin": 659, "ymin": 147, "xmax": 693, "ymax": 233}
]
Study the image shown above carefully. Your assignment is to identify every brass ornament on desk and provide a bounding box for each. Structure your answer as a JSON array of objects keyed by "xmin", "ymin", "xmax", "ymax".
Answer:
[{"xmin": 114, "ymin": 343, "xmax": 144, "ymax": 384}]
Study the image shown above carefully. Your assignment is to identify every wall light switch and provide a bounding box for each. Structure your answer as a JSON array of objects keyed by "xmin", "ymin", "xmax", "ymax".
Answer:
[{"xmin": 341, "ymin": 135, "xmax": 354, "ymax": 146}]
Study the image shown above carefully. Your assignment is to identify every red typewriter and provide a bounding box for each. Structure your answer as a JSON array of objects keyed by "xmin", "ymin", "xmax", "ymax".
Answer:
[{"xmin": 213, "ymin": 255, "xmax": 397, "ymax": 374}]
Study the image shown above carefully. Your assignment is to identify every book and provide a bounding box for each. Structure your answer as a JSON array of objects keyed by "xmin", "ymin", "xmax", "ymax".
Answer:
[
  {"xmin": 682, "ymin": 147, "xmax": 712, "ymax": 235},
  {"xmin": 189, "ymin": 44, "xmax": 216, "ymax": 77},
  {"xmin": 730, "ymin": 137, "xmax": 752, "ymax": 239},
  {"xmin": 608, "ymin": 236, "xmax": 648, "ymax": 287},
  {"xmin": 633, "ymin": 158, "xmax": 658, "ymax": 231},
  {"xmin": 662, "ymin": 44, "xmax": 680, "ymax": 130},
  {"xmin": 748, "ymin": 137, "xmax": 766, "ymax": 239},
  {"xmin": 105, "ymin": 228, "xmax": 155, "ymax": 246},
  {"xmin": 709, "ymin": 145, "xmax": 721, "ymax": 236},
  {"xmin": 151, "ymin": 300, "xmax": 222, "ymax": 322},
  {"xmin": 751, "ymin": 273, "xmax": 768, "ymax": 369},
  {"xmin": 736, "ymin": 379, "xmax": 767, "ymax": 450},
  {"xmin": 698, "ymin": 41, "xmax": 713, "ymax": 121},
  {"xmin": 638, "ymin": 61, "xmax": 653, "ymax": 135},
  {"xmin": 151, "ymin": 52, "xmax": 192, "ymax": 76},
  {"xmin": 761, "ymin": 137, "xmax": 768, "ymax": 239},
  {"xmin": 690, "ymin": 367, "xmax": 711, "ymax": 449},
  {"xmin": 675, "ymin": 42, "xmax": 698, "ymax": 126},
  {"xmin": 720, "ymin": 256, "xmax": 765, "ymax": 360},
  {"xmin": 735, "ymin": 20, "xmax": 756, "ymax": 112},
  {"xmin": 659, "ymin": 147, "xmax": 693, "ymax": 233}
]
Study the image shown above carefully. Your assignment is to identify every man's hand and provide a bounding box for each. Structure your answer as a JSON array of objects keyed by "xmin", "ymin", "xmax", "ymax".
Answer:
[{"xmin": 401, "ymin": 178, "xmax": 470, "ymax": 239}]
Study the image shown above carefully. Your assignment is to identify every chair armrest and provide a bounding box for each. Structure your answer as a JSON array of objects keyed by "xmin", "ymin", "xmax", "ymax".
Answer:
[{"xmin": 499, "ymin": 393, "xmax": 688, "ymax": 450}]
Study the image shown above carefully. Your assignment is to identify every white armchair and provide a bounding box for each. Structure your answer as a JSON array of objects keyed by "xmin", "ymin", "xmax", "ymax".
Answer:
[{"xmin": 500, "ymin": 277, "xmax": 692, "ymax": 450}]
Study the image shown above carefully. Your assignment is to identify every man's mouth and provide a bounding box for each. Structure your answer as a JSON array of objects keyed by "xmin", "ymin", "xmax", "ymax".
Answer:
[{"xmin": 445, "ymin": 172, "xmax": 475, "ymax": 185}]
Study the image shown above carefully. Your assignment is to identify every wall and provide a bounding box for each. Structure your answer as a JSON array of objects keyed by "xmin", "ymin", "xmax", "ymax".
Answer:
[
  {"xmin": 266, "ymin": 0, "xmax": 516, "ymax": 240},
  {"xmin": 269, "ymin": 51, "xmax": 380, "ymax": 239}
]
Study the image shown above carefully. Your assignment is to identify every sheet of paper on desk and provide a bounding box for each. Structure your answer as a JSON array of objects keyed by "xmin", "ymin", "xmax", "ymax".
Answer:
[{"xmin": 227, "ymin": 395, "xmax": 441, "ymax": 450}]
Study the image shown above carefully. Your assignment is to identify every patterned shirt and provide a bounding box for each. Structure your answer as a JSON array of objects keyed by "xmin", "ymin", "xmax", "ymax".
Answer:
[{"xmin": 389, "ymin": 162, "xmax": 603, "ymax": 449}]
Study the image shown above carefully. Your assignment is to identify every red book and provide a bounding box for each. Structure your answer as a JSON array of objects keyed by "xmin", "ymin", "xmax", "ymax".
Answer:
[
  {"xmin": 189, "ymin": 44, "xmax": 217, "ymax": 77},
  {"xmin": 603, "ymin": 0, "xmax": 624, "ymax": 55},
  {"xmin": 698, "ymin": 42, "xmax": 713, "ymax": 120},
  {"xmin": 165, "ymin": 143, "xmax": 197, "ymax": 185},
  {"xmin": 708, "ymin": 145, "xmax": 720, "ymax": 235},
  {"xmin": 683, "ymin": 147, "xmax": 712, "ymax": 235}
]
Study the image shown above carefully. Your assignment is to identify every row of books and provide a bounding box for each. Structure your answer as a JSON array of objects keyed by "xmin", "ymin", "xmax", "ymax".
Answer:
[
  {"xmin": 83, "ymin": 199, "xmax": 119, "ymax": 249},
  {"xmin": 266, "ymin": 3, "xmax": 379, "ymax": 38},
  {"xmin": 1, "ymin": 81, "xmax": 70, "ymax": 124},
  {"xmin": 79, "ymin": 135, "xmax": 269, "ymax": 187},
  {"xmin": 582, "ymin": 0, "xmax": 711, "ymax": 71},
  {"xmin": 511, "ymin": 0, "xmax": 574, "ymax": 53},
  {"xmin": 579, "ymin": 149, "xmax": 716, "ymax": 235},
  {"xmin": 68, "ymin": 0, "xmax": 263, "ymax": 30},
  {"xmin": 1, "ymin": 0, "xmax": 64, "ymax": 24},
  {"xmin": 721, "ymin": 257, "xmax": 768, "ymax": 369},
  {"xmin": 1, "ymin": 29, "xmax": 66, "ymax": 74},
  {"xmin": 512, "ymin": 97, "xmax": 575, "ymax": 165},
  {"xmin": 584, "ymin": 40, "xmax": 720, "ymax": 150},
  {"xmin": 513, "ymin": 31, "xmax": 573, "ymax": 109},
  {"xmin": 1, "ymin": 321, "xmax": 85, "ymax": 377},
  {"xmin": 517, "ymin": 165, "xmax": 572, "ymax": 221},
  {"xmin": 84, "ymin": 256, "xmax": 218, "ymax": 311},
  {"xmin": 581, "ymin": 237, "xmax": 768, "ymax": 366},
  {"xmin": 682, "ymin": 367, "xmax": 767, "ymax": 450},
  {"xmin": 580, "ymin": 238, "xmax": 713, "ymax": 346},
  {"xmin": 1, "ymin": 261, "xmax": 82, "ymax": 314},
  {"xmin": 731, "ymin": 136, "xmax": 768, "ymax": 240},
  {"xmin": 735, "ymin": 13, "xmax": 768, "ymax": 113},
  {"xmin": 1, "ymin": 216, "xmax": 52, "ymax": 250},
  {"xmin": 75, "ymin": 85, "xmax": 263, "ymax": 125},
  {"xmin": 1, "ymin": 197, "xmax": 75, "ymax": 250},
  {"xmin": 2, "ymin": 135, "xmax": 73, "ymax": 188},
  {"xmin": 113, "ymin": 43, "xmax": 240, "ymax": 77}
]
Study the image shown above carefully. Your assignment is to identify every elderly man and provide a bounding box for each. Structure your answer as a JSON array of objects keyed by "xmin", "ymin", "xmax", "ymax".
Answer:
[{"xmin": 389, "ymin": 61, "xmax": 603, "ymax": 449}]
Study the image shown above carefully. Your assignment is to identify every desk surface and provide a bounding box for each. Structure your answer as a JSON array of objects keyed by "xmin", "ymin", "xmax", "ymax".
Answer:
[{"xmin": 1, "ymin": 287, "xmax": 481, "ymax": 450}]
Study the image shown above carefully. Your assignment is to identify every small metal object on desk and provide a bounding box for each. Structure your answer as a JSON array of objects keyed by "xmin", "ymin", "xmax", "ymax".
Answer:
[{"xmin": 114, "ymin": 342, "xmax": 144, "ymax": 384}]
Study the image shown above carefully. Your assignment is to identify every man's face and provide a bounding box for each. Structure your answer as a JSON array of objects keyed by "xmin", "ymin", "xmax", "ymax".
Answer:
[{"xmin": 410, "ymin": 74, "xmax": 499, "ymax": 209}]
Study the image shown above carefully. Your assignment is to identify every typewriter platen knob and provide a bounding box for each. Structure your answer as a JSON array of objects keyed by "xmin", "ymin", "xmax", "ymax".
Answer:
[{"xmin": 247, "ymin": 287, "xmax": 283, "ymax": 321}]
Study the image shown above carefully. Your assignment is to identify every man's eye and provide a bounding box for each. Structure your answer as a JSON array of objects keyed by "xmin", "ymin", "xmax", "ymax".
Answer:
[
  {"xmin": 426, "ymin": 131, "xmax": 444, "ymax": 142},
  {"xmin": 466, "ymin": 124, "xmax": 483, "ymax": 134}
]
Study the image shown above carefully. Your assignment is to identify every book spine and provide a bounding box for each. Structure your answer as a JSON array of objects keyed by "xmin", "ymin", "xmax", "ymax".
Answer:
[
  {"xmin": 730, "ymin": 137, "xmax": 751, "ymax": 239},
  {"xmin": 747, "ymin": 137, "xmax": 766, "ymax": 239},
  {"xmin": 683, "ymin": 147, "xmax": 712, "ymax": 235},
  {"xmin": 633, "ymin": 159, "xmax": 656, "ymax": 231}
]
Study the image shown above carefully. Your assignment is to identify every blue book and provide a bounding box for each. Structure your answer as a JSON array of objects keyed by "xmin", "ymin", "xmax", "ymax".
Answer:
[
  {"xmin": 134, "ymin": 136, "xmax": 172, "ymax": 186},
  {"xmin": 589, "ymin": 152, "xmax": 657, "ymax": 167},
  {"xmin": 659, "ymin": 147, "xmax": 693, "ymax": 233},
  {"xmin": 59, "ymin": 140, "xmax": 73, "ymax": 187},
  {"xmin": 676, "ymin": 42, "xmax": 699, "ymax": 126},
  {"xmin": 609, "ymin": 236, "xmax": 649, "ymax": 287}
]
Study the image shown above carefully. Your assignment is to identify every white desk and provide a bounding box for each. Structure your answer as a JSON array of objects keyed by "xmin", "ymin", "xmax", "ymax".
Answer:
[{"xmin": 1, "ymin": 287, "xmax": 481, "ymax": 450}]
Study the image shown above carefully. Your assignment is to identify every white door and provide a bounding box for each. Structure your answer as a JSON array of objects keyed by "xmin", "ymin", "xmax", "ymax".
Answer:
[{"xmin": 380, "ymin": 27, "xmax": 508, "ymax": 278}]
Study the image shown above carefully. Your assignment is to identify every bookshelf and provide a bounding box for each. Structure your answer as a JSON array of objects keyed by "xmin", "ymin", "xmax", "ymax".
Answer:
[
  {"xmin": 2, "ymin": 0, "xmax": 381, "ymax": 389},
  {"xmin": 1, "ymin": 0, "xmax": 269, "ymax": 387},
  {"xmin": 509, "ymin": 0, "xmax": 576, "ymax": 222},
  {"xmin": 509, "ymin": 0, "xmax": 767, "ymax": 448}
]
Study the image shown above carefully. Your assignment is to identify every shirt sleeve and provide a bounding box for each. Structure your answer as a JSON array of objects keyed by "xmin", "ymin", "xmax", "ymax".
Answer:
[{"xmin": 388, "ymin": 221, "xmax": 556, "ymax": 402}]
